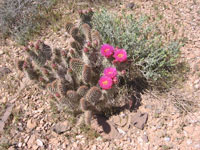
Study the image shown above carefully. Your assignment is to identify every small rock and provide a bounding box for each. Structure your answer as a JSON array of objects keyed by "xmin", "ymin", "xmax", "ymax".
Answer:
[
  {"xmin": 131, "ymin": 112, "xmax": 148, "ymax": 130},
  {"xmin": 117, "ymin": 128, "xmax": 126, "ymax": 135},
  {"xmin": 164, "ymin": 137, "xmax": 171, "ymax": 142},
  {"xmin": 91, "ymin": 116, "xmax": 122, "ymax": 139},
  {"xmin": 92, "ymin": 145, "xmax": 96, "ymax": 150},
  {"xmin": 8, "ymin": 146, "xmax": 15, "ymax": 150},
  {"xmin": 53, "ymin": 121, "xmax": 71, "ymax": 134},
  {"xmin": 194, "ymin": 84, "xmax": 199, "ymax": 89},
  {"xmin": 27, "ymin": 135, "xmax": 36, "ymax": 148},
  {"xmin": 126, "ymin": 2, "xmax": 135, "ymax": 9},
  {"xmin": 76, "ymin": 135, "xmax": 84, "ymax": 139},
  {"xmin": 194, "ymin": 144, "xmax": 200, "ymax": 149},
  {"xmin": 0, "ymin": 50, "xmax": 4, "ymax": 55},
  {"xmin": 0, "ymin": 67, "xmax": 11, "ymax": 78},
  {"xmin": 142, "ymin": 135, "xmax": 149, "ymax": 143},
  {"xmin": 18, "ymin": 142, "xmax": 22, "ymax": 148},
  {"xmin": 145, "ymin": 105, "xmax": 154, "ymax": 110},
  {"xmin": 36, "ymin": 139, "xmax": 43, "ymax": 147},
  {"xmin": 96, "ymin": 137, "xmax": 102, "ymax": 141},
  {"xmin": 27, "ymin": 119, "xmax": 37, "ymax": 130},
  {"xmin": 187, "ymin": 139, "xmax": 192, "ymax": 145}
]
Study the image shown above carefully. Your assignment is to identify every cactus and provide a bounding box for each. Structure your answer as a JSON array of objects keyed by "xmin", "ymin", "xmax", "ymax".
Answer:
[
  {"xmin": 17, "ymin": 9, "xmax": 134, "ymax": 128},
  {"xmin": 17, "ymin": 60, "xmax": 25, "ymax": 71},
  {"xmin": 86, "ymin": 86, "xmax": 102, "ymax": 105},
  {"xmin": 82, "ymin": 65, "xmax": 92, "ymax": 84},
  {"xmin": 66, "ymin": 22, "xmax": 75, "ymax": 34},
  {"xmin": 77, "ymin": 85, "xmax": 89, "ymax": 97},
  {"xmin": 80, "ymin": 98, "xmax": 88, "ymax": 111},
  {"xmin": 70, "ymin": 41, "xmax": 82, "ymax": 55},
  {"xmin": 66, "ymin": 90, "xmax": 79, "ymax": 103},
  {"xmin": 84, "ymin": 110, "xmax": 92, "ymax": 125},
  {"xmin": 81, "ymin": 23, "xmax": 91, "ymax": 42},
  {"xmin": 91, "ymin": 29, "xmax": 102, "ymax": 47},
  {"xmin": 69, "ymin": 58, "xmax": 84, "ymax": 76}
]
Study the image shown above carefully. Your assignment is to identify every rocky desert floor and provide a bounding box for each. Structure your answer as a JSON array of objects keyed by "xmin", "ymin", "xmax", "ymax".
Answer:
[{"xmin": 0, "ymin": 0, "xmax": 200, "ymax": 150}]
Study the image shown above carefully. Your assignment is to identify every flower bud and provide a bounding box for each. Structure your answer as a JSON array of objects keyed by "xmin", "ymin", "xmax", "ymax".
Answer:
[
  {"xmin": 112, "ymin": 60, "xmax": 118, "ymax": 64},
  {"xmin": 87, "ymin": 42, "xmax": 92, "ymax": 47},
  {"xmin": 83, "ymin": 47, "xmax": 89, "ymax": 53},
  {"xmin": 24, "ymin": 46, "xmax": 29, "ymax": 51},
  {"xmin": 121, "ymin": 70, "xmax": 126, "ymax": 75},
  {"xmin": 55, "ymin": 93, "xmax": 61, "ymax": 98},
  {"xmin": 52, "ymin": 63, "xmax": 57, "ymax": 69},
  {"xmin": 113, "ymin": 77, "xmax": 118, "ymax": 84}
]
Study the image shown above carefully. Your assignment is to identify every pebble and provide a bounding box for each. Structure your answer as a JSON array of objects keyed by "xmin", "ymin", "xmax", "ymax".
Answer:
[
  {"xmin": 0, "ymin": 50, "xmax": 4, "ymax": 55},
  {"xmin": 117, "ymin": 128, "xmax": 126, "ymax": 135},
  {"xmin": 142, "ymin": 135, "xmax": 149, "ymax": 143},
  {"xmin": 36, "ymin": 139, "xmax": 43, "ymax": 147},
  {"xmin": 194, "ymin": 84, "xmax": 199, "ymax": 89},
  {"xmin": 18, "ymin": 142, "xmax": 22, "ymax": 148},
  {"xmin": 126, "ymin": 2, "xmax": 135, "ymax": 9},
  {"xmin": 164, "ymin": 137, "xmax": 171, "ymax": 142},
  {"xmin": 92, "ymin": 145, "xmax": 97, "ymax": 150},
  {"xmin": 186, "ymin": 139, "xmax": 192, "ymax": 145},
  {"xmin": 194, "ymin": 144, "xmax": 200, "ymax": 149}
]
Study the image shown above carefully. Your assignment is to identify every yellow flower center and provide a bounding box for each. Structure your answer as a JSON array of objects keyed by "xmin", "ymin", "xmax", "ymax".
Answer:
[
  {"xmin": 104, "ymin": 48, "xmax": 109, "ymax": 52},
  {"xmin": 108, "ymin": 71, "xmax": 112, "ymax": 74},
  {"xmin": 102, "ymin": 80, "xmax": 108, "ymax": 85},
  {"xmin": 117, "ymin": 53, "xmax": 124, "ymax": 58}
]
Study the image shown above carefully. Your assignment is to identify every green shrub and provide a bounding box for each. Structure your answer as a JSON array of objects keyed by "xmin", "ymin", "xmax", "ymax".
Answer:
[{"xmin": 91, "ymin": 9, "xmax": 184, "ymax": 83}]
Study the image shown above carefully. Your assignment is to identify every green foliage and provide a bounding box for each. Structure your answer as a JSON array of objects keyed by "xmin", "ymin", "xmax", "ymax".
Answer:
[{"xmin": 91, "ymin": 9, "xmax": 183, "ymax": 82}]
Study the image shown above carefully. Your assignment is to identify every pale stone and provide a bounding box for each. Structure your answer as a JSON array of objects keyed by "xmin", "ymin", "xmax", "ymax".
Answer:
[
  {"xmin": 27, "ymin": 119, "xmax": 37, "ymax": 130},
  {"xmin": 36, "ymin": 139, "xmax": 43, "ymax": 147}
]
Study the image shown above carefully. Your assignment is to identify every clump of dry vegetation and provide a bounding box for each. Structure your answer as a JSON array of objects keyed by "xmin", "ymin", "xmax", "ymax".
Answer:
[{"xmin": 0, "ymin": 0, "xmax": 61, "ymax": 45}]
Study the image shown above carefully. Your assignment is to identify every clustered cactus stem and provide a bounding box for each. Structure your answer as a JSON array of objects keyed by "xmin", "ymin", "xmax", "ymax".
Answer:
[{"xmin": 17, "ymin": 8, "xmax": 134, "ymax": 126}]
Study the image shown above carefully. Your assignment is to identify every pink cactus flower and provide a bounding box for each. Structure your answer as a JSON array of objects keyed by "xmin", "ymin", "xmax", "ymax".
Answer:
[
  {"xmin": 100, "ymin": 44, "xmax": 114, "ymax": 58},
  {"xmin": 103, "ymin": 67, "xmax": 117, "ymax": 79},
  {"xmin": 113, "ymin": 77, "xmax": 118, "ymax": 84},
  {"xmin": 99, "ymin": 76, "xmax": 113, "ymax": 90},
  {"xmin": 113, "ymin": 49, "xmax": 127, "ymax": 62}
]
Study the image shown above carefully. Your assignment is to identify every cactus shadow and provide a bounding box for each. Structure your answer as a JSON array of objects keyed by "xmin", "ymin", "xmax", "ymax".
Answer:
[
  {"xmin": 101, "ymin": 76, "xmax": 149, "ymax": 118},
  {"xmin": 96, "ymin": 116, "xmax": 111, "ymax": 134}
]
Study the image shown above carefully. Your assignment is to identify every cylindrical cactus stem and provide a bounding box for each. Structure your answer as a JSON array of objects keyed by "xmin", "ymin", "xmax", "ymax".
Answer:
[
  {"xmin": 58, "ymin": 79, "xmax": 69, "ymax": 96},
  {"xmin": 61, "ymin": 50, "xmax": 69, "ymax": 67},
  {"xmin": 42, "ymin": 68, "xmax": 54, "ymax": 81},
  {"xmin": 41, "ymin": 42, "xmax": 52, "ymax": 61},
  {"xmin": 91, "ymin": 29, "xmax": 102, "ymax": 48},
  {"xmin": 25, "ymin": 47, "xmax": 46, "ymax": 67},
  {"xmin": 70, "ymin": 27, "xmax": 79, "ymax": 38},
  {"xmin": 23, "ymin": 61, "xmax": 39, "ymax": 80},
  {"xmin": 82, "ymin": 65, "xmax": 92, "ymax": 84},
  {"xmin": 81, "ymin": 23, "xmax": 91, "ymax": 42},
  {"xmin": 86, "ymin": 86, "xmax": 102, "ymax": 105},
  {"xmin": 53, "ymin": 48, "xmax": 61, "ymax": 58},
  {"xmin": 80, "ymin": 98, "xmax": 88, "ymax": 111},
  {"xmin": 46, "ymin": 79, "xmax": 58, "ymax": 93},
  {"xmin": 69, "ymin": 49, "xmax": 79, "ymax": 58},
  {"xmin": 77, "ymin": 85, "xmax": 89, "ymax": 97},
  {"xmin": 84, "ymin": 110, "xmax": 92, "ymax": 126},
  {"xmin": 17, "ymin": 60, "xmax": 25, "ymax": 71},
  {"xmin": 66, "ymin": 90, "xmax": 79, "ymax": 103},
  {"xmin": 69, "ymin": 58, "xmax": 84, "ymax": 76},
  {"xmin": 66, "ymin": 22, "xmax": 75, "ymax": 34},
  {"xmin": 70, "ymin": 41, "xmax": 82, "ymax": 55}
]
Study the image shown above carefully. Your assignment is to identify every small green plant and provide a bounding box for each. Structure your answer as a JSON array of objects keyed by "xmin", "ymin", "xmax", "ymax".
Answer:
[{"xmin": 91, "ymin": 9, "xmax": 184, "ymax": 86}]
